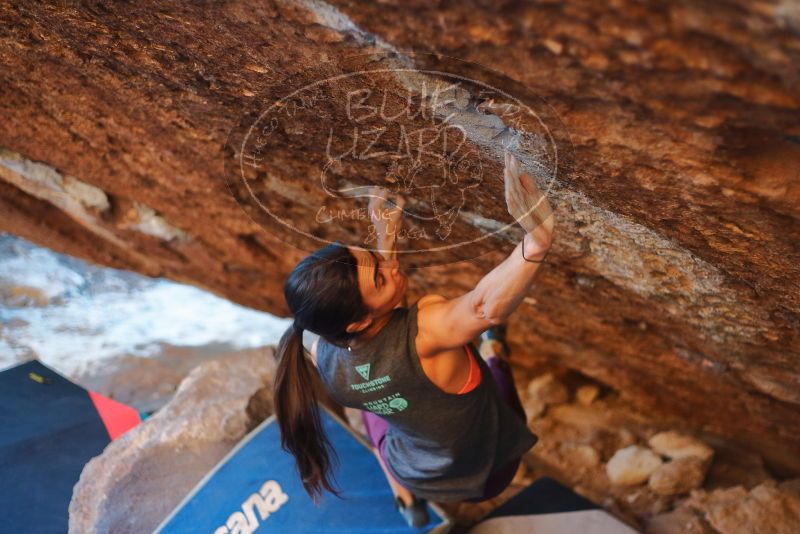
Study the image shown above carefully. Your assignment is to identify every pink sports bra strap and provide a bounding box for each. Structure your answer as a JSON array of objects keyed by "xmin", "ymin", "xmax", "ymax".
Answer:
[{"xmin": 457, "ymin": 344, "xmax": 482, "ymax": 395}]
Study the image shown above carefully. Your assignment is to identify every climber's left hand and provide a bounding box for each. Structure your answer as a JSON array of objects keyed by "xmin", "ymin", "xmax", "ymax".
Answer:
[{"xmin": 367, "ymin": 186, "xmax": 406, "ymax": 260}]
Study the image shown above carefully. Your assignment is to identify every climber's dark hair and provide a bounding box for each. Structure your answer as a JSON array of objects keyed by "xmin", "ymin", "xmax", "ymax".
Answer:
[{"xmin": 273, "ymin": 241, "xmax": 370, "ymax": 503}]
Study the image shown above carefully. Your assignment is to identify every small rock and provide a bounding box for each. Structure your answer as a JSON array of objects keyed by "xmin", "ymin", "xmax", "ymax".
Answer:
[
  {"xmin": 576, "ymin": 384, "xmax": 600, "ymax": 406},
  {"xmin": 549, "ymin": 404, "xmax": 610, "ymax": 432},
  {"xmin": 649, "ymin": 457, "xmax": 708, "ymax": 496},
  {"xmin": 568, "ymin": 444, "xmax": 601, "ymax": 468},
  {"xmin": 542, "ymin": 38, "xmax": 563, "ymax": 55},
  {"xmin": 606, "ymin": 445, "xmax": 663, "ymax": 486},
  {"xmin": 649, "ymin": 431, "xmax": 714, "ymax": 462},
  {"xmin": 527, "ymin": 372, "xmax": 569, "ymax": 405}
]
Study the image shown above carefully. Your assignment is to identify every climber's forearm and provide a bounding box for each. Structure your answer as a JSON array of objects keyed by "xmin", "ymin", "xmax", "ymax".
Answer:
[
  {"xmin": 469, "ymin": 234, "xmax": 547, "ymax": 323},
  {"xmin": 375, "ymin": 218, "xmax": 400, "ymax": 261},
  {"xmin": 377, "ymin": 233, "xmax": 397, "ymax": 261},
  {"xmin": 414, "ymin": 233, "xmax": 548, "ymax": 353}
]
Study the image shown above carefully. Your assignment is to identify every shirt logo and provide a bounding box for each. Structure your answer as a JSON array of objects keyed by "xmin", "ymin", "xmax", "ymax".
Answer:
[
  {"xmin": 355, "ymin": 363, "xmax": 371, "ymax": 381},
  {"xmin": 364, "ymin": 393, "xmax": 409, "ymax": 415}
]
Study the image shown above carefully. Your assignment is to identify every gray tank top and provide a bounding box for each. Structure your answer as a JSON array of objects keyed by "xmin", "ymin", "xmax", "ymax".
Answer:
[{"xmin": 315, "ymin": 300, "xmax": 538, "ymax": 501}]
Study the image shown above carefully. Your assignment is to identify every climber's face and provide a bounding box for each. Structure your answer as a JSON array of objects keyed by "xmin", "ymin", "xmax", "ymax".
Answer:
[{"xmin": 347, "ymin": 245, "xmax": 408, "ymax": 319}]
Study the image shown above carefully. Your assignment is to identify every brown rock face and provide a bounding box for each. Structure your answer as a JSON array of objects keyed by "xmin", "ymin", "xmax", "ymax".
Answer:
[{"xmin": 1, "ymin": 0, "xmax": 799, "ymax": 473}]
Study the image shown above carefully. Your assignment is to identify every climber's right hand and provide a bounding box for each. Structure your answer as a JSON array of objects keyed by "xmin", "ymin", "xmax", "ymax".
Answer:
[{"xmin": 504, "ymin": 151, "xmax": 554, "ymax": 255}]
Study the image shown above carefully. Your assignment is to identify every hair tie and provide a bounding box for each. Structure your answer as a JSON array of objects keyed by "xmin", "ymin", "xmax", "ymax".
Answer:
[
  {"xmin": 292, "ymin": 321, "xmax": 303, "ymax": 333},
  {"xmin": 522, "ymin": 246, "xmax": 549, "ymax": 263}
]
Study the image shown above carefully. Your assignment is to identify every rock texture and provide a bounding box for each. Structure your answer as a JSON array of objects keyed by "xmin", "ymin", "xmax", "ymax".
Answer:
[
  {"xmin": 690, "ymin": 480, "xmax": 800, "ymax": 534},
  {"xmin": 1, "ymin": 0, "xmax": 799, "ymax": 474},
  {"xmin": 646, "ymin": 480, "xmax": 800, "ymax": 534},
  {"xmin": 68, "ymin": 349, "xmax": 276, "ymax": 534}
]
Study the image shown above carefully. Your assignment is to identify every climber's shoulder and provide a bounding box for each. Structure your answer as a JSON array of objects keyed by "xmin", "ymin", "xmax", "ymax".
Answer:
[
  {"xmin": 414, "ymin": 294, "xmax": 447, "ymax": 360},
  {"xmin": 414, "ymin": 292, "xmax": 494, "ymax": 359},
  {"xmin": 417, "ymin": 293, "xmax": 447, "ymax": 309}
]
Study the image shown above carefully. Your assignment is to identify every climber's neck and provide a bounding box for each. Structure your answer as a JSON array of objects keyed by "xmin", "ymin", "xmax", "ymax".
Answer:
[{"xmin": 348, "ymin": 310, "xmax": 394, "ymax": 349}]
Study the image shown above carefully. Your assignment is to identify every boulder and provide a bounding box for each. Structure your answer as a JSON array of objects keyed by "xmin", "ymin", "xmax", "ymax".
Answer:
[{"xmin": 68, "ymin": 349, "xmax": 276, "ymax": 534}]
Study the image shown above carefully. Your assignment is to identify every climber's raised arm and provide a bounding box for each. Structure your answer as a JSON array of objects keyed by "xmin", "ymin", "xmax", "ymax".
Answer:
[
  {"xmin": 416, "ymin": 152, "xmax": 554, "ymax": 357},
  {"xmin": 368, "ymin": 186, "xmax": 409, "ymax": 307}
]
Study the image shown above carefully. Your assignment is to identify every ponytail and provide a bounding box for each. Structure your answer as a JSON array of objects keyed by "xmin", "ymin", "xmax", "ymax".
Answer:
[{"xmin": 273, "ymin": 323, "xmax": 340, "ymax": 503}]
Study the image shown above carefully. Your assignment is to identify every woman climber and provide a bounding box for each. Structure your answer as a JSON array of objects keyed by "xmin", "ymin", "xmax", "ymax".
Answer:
[{"xmin": 273, "ymin": 151, "xmax": 555, "ymax": 527}]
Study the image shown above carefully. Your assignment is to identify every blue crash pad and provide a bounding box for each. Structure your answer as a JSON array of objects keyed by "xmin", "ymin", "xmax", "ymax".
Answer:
[{"xmin": 156, "ymin": 406, "xmax": 450, "ymax": 533}]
